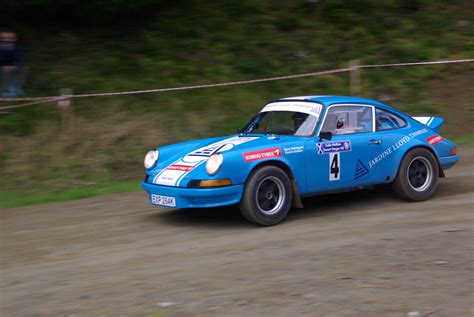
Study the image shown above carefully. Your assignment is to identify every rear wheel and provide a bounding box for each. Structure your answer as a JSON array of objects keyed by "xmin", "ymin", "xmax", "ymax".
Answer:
[
  {"xmin": 393, "ymin": 148, "xmax": 439, "ymax": 201},
  {"xmin": 239, "ymin": 166, "xmax": 292, "ymax": 226}
]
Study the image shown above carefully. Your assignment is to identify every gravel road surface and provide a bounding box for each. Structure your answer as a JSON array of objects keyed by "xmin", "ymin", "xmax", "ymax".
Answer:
[{"xmin": 1, "ymin": 146, "xmax": 473, "ymax": 317}]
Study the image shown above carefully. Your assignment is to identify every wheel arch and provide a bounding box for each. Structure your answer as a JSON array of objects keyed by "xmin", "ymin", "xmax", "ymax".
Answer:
[
  {"xmin": 250, "ymin": 159, "xmax": 295, "ymax": 179},
  {"xmin": 395, "ymin": 145, "xmax": 444, "ymax": 180},
  {"xmin": 246, "ymin": 159, "xmax": 304, "ymax": 208}
]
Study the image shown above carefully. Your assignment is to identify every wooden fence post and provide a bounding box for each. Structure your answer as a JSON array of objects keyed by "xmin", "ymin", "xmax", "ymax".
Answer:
[
  {"xmin": 57, "ymin": 88, "xmax": 73, "ymax": 131},
  {"xmin": 350, "ymin": 60, "xmax": 361, "ymax": 96}
]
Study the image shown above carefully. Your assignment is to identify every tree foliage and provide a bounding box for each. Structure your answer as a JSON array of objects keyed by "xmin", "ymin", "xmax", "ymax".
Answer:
[{"xmin": 0, "ymin": 0, "xmax": 163, "ymax": 17}]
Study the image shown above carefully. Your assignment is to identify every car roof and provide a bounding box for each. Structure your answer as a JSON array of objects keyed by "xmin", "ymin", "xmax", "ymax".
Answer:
[
  {"xmin": 277, "ymin": 95, "xmax": 389, "ymax": 108},
  {"xmin": 272, "ymin": 95, "xmax": 410, "ymax": 119}
]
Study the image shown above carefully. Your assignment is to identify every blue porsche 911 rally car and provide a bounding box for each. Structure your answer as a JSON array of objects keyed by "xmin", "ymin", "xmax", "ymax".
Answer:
[{"xmin": 142, "ymin": 96, "xmax": 460, "ymax": 225}]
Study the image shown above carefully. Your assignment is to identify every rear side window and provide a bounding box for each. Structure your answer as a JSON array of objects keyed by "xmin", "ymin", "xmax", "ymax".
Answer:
[{"xmin": 375, "ymin": 109, "xmax": 407, "ymax": 131}]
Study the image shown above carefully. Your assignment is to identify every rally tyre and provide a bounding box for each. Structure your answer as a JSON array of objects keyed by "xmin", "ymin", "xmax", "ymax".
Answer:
[
  {"xmin": 392, "ymin": 147, "xmax": 439, "ymax": 201},
  {"xmin": 239, "ymin": 165, "xmax": 293, "ymax": 226}
]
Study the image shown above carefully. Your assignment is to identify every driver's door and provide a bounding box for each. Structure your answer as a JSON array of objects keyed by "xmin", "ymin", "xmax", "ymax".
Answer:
[{"xmin": 305, "ymin": 104, "xmax": 382, "ymax": 193}]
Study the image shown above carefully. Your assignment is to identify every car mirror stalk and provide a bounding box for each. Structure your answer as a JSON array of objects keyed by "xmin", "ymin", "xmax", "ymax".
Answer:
[{"xmin": 319, "ymin": 131, "xmax": 333, "ymax": 142}]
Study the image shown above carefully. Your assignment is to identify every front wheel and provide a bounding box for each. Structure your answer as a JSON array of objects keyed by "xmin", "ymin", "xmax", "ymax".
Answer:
[
  {"xmin": 393, "ymin": 148, "xmax": 439, "ymax": 201},
  {"xmin": 239, "ymin": 166, "xmax": 292, "ymax": 226}
]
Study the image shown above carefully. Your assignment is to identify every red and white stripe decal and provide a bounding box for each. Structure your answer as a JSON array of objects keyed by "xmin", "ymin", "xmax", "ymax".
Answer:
[
  {"xmin": 243, "ymin": 148, "xmax": 282, "ymax": 162},
  {"xmin": 427, "ymin": 135, "xmax": 444, "ymax": 146}
]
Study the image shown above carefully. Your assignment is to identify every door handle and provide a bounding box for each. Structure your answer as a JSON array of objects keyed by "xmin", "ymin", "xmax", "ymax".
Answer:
[{"xmin": 368, "ymin": 139, "xmax": 382, "ymax": 145}]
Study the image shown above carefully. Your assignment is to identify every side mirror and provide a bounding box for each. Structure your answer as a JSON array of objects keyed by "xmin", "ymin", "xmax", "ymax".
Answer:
[{"xmin": 319, "ymin": 131, "xmax": 332, "ymax": 142}]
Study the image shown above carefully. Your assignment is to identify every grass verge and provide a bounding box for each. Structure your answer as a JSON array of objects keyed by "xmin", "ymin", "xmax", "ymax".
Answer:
[
  {"xmin": 452, "ymin": 135, "xmax": 474, "ymax": 146},
  {"xmin": 0, "ymin": 179, "xmax": 142, "ymax": 209}
]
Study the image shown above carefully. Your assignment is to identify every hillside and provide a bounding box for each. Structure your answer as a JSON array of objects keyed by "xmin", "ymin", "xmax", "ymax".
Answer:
[{"xmin": 0, "ymin": 0, "xmax": 473, "ymax": 205}]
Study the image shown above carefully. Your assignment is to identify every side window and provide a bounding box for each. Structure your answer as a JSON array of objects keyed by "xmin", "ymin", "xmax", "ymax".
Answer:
[
  {"xmin": 321, "ymin": 105, "xmax": 373, "ymax": 135},
  {"xmin": 375, "ymin": 109, "xmax": 407, "ymax": 131}
]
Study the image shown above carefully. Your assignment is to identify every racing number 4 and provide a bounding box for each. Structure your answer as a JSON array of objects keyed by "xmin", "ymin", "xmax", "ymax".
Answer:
[{"xmin": 329, "ymin": 152, "xmax": 340, "ymax": 181}]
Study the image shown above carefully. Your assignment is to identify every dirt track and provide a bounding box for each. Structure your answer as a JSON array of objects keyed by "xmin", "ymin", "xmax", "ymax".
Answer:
[{"xmin": 1, "ymin": 146, "xmax": 473, "ymax": 317}]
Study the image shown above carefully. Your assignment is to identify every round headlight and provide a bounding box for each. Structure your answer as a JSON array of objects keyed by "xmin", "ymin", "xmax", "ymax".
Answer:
[
  {"xmin": 144, "ymin": 150, "xmax": 159, "ymax": 169},
  {"xmin": 206, "ymin": 153, "xmax": 223, "ymax": 175}
]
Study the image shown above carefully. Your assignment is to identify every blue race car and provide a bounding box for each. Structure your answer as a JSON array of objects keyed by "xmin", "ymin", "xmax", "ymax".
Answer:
[{"xmin": 142, "ymin": 96, "xmax": 460, "ymax": 225}]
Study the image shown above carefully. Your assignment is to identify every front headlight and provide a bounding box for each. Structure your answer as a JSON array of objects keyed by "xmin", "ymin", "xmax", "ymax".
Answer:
[
  {"xmin": 144, "ymin": 150, "xmax": 159, "ymax": 169},
  {"xmin": 206, "ymin": 153, "xmax": 223, "ymax": 175}
]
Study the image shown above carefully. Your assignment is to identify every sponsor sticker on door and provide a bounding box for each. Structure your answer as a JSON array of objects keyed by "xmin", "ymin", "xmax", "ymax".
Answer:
[
  {"xmin": 354, "ymin": 159, "xmax": 369, "ymax": 180},
  {"xmin": 317, "ymin": 140, "xmax": 351, "ymax": 154},
  {"xmin": 329, "ymin": 152, "xmax": 341, "ymax": 181},
  {"xmin": 243, "ymin": 148, "xmax": 282, "ymax": 162}
]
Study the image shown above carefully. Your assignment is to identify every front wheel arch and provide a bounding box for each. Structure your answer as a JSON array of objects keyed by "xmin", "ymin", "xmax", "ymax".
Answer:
[
  {"xmin": 239, "ymin": 164, "xmax": 293, "ymax": 225},
  {"xmin": 246, "ymin": 160, "xmax": 295, "ymax": 182},
  {"xmin": 245, "ymin": 160, "xmax": 303, "ymax": 208}
]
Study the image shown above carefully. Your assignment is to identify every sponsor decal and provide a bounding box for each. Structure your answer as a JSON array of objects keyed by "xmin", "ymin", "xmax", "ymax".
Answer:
[
  {"xmin": 369, "ymin": 145, "xmax": 395, "ymax": 169},
  {"xmin": 284, "ymin": 146, "xmax": 304, "ymax": 155},
  {"xmin": 427, "ymin": 135, "xmax": 444, "ymax": 146},
  {"xmin": 329, "ymin": 152, "xmax": 340, "ymax": 181},
  {"xmin": 261, "ymin": 101, "xmax": 322, "ymax": 116},
  {"xmin": 368, "ymin": 128, "xmax": 429, "ymax": 169},
  {"xmin": 409, "ymin": 128, "xmax": 429, "ymax": 138},
  {"xmin": 243, "ymin": 148, "xmax": 282, "ymax": 162},
  {"xmin": 184, "ymin": 136, "xmax": 259, "ymax": 162},
  {"xmin": 187, "ymin": 144, "xmax": 227, "ymax": 157},
  {"xmin": 160, "ymin": 175, "xmax": 176, "ymax": 181},
  {"xmin": 153, "ymin": 159, "xmax": 205, "ymax": 187},
  {"xmin": 354, "ymin": 159, "xmax": 369, "ymax": 180},
  {"xmin": 317, "ymin": 140, "xmax": 351, "ymax": 155},
  {"xmin": 166, "ymin": 164, "xmax": 195, "ymax": 172}
]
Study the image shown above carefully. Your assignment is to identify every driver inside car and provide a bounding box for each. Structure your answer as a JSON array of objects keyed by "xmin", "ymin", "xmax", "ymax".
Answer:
[{"xmin": 292, "ymin": 112, "xmax": 308, "ymax": 132}]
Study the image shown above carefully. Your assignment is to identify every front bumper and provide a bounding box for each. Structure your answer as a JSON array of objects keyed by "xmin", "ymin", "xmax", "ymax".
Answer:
[
  {"xmin": 141, "ymin": 181, "xmax": 244, "ymax": 208},
  {"xmin": 439, "ymin": 154, "xmax": 460, "ymax": 170}
]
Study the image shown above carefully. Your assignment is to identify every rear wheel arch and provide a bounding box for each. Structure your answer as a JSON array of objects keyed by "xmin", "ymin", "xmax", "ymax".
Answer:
[
  {"xmin": 392, "ymin": 146, "xmax": 440, "ymax": 201},
  {"xmin": 396, "ymin": 145, "xmax": 444, "ymax": 179}
]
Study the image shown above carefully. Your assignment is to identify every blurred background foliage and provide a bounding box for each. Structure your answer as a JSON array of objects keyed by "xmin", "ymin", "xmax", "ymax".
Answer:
[{"xmin": 0, "ymin": 0, "xmax": 472, "ymax": 204}]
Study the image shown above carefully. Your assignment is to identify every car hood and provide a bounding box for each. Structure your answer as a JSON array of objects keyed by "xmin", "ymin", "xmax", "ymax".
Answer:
[{"xmin": 148, "ymin": 134, "xmax": 295, "ymax": 187}]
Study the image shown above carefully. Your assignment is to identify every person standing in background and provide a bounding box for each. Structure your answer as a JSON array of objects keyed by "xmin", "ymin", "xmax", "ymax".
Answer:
[{"xmin": 0, "ymin": 32, "xmax": 25, "ymax": 97}]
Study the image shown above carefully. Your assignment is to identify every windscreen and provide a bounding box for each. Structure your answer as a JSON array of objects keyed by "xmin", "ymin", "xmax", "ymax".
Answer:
[{"xmin": 243, "ymin": 111, "xmax": 318, "ymax": 136}]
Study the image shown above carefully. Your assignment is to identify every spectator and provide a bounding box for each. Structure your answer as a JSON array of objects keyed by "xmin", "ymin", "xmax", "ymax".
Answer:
[{"xmin": 0, "ymin": 32, "xmax": 25, "ymax": 97}]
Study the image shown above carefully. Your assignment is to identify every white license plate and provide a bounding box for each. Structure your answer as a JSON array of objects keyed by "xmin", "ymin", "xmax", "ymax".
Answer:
[{"xmin": 151, "ymin": 194, "xmax": 176, "ymax": 207}]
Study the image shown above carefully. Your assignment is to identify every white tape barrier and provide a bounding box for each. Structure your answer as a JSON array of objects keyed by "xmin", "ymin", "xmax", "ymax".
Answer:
[
  {"xmin": 0, "ymin": 97, "xmax": 62, "ymax": 111},
  {"xmin": 359, "ymin": 58, "xmax": 474, "ymax": 68},
  {"xmin": 0, "ymin": 58, "xmax": 473, "ymax": 110}
]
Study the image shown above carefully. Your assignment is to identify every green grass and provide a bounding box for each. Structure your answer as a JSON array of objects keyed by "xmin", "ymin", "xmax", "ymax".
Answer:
[
  {"xmin": 145, "ymin": 310, "xmax": 168, "ymax": 317},
  {"xmin": 0, "ymin": 179, "xmax": 141, "ymax": 208}
]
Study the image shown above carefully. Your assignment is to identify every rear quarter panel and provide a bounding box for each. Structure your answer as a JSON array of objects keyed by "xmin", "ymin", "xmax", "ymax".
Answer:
[{"xmin": 368, "ymin": 116, "xmax": 451, "ymax": 183}]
